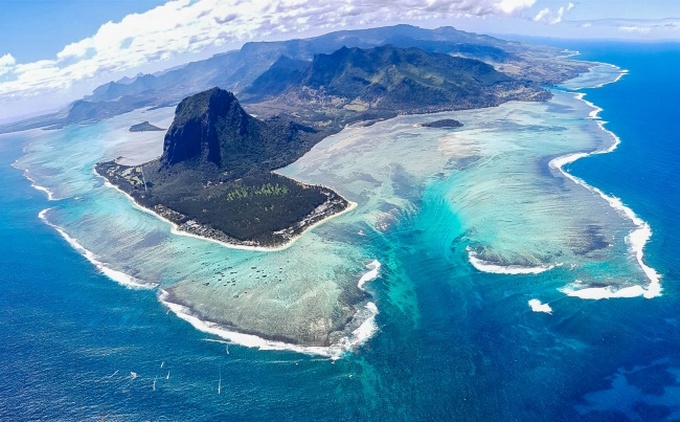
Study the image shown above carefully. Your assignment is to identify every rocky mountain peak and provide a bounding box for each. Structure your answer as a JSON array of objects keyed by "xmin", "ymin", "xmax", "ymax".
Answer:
[{"xmin": 161, "ymin": 88, "xmax": 261, "ymax": 168}]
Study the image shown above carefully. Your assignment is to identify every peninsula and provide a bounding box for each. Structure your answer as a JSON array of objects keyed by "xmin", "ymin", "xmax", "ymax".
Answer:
[
  {"xmin": 97, "ymin": 88, "xmax": 349, "ymax": 248},
  {"xmin": 96, "ymin": 44, "xmax": 561, "ymax": 249}
]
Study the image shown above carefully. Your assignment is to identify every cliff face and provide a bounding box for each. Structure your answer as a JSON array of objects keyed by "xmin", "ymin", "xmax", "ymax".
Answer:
[
  {"xmin": 159, "ymin": 88, "xmax": 320, "ymax": 177},
  {"xmin": 97, "ymin": 87, "xmax": 345, "ymax": 247},
  {"xmin": 161, "ymin": 88, "xmax": 268, "ymax": 168}
]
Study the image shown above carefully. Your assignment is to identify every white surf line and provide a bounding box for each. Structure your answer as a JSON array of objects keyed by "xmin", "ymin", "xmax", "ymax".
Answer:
[
  {"xmin": 96, "ymin": 167, "xmax": 381, "ymax": 357},
  {"xmin": 159, "ymin": 289, "xmax": 379, "ymax": 360},
  {"xmin": 550, "ymin": 92, "xmax": 661, "ymax": 300},
  {"xmin": 592, "ymin": 63, "xmax": 629, "ymax": 89},
  {"xmin": 560, "ymin": 282, "xmax": 652, "ymax": 300},
  {"xmin": 12, "ymin": 163, "xmax": 59, "ymax": 201},
  {"xmin": 357, "ymin": 260, "xmax": 381, "ymax": 290},
  {"xmin": 587, "ymin": 64, "xmax": 629, "ymax": 89},
  {"xmin": 25, "ymin": 174, "xmax": 57, "ymax": 200},
  {"xmin": 38, "ymin": 208, "xmax": 155, "ymax": 290},
  {"xmin": 467, "ymin": 249, "xmax": 557, "ymax": 275},
  {"xmin": 95, "ymin": 169, "xmax": 357, "ymax": 253},
  {"xmin": 159, "ymin": 261, "xmax": 381, "ymax": 359},
  {"xmin": 563, "ymin": 63, "xmax": 628, "ymax": 90},
  {"xmin": 528, "ymin": 299, "xmax": 553, "ymax": 314}
]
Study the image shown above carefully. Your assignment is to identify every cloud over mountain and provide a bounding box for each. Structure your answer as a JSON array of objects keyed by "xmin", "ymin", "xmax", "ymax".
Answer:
[{"xmin": 0, "ymin": 0, "xmax": 546, "ymax": 115}]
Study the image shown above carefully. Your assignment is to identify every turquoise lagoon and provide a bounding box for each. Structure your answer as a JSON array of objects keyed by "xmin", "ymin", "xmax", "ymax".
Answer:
[{"xmin": 12, "ymin": 64, "xmax": 657, "ymax": 355}]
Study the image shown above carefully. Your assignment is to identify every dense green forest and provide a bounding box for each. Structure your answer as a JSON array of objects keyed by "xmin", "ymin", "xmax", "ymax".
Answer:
[{"xmin": 164, "ymin": 174, "xmax": 329, "ymax": 242}]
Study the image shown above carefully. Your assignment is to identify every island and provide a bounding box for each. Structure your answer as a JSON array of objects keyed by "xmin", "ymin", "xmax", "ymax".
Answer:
[
  {"xmin": 422, "ymin": 119, "xmax": 464, "ymax": 128},
  {"xmin": 129, "ymin": 120, "xmax": 164, "ymax": 132},
  {"xmin": 96, "ymin": 44, "xmax": 558, "ymax": 250}
]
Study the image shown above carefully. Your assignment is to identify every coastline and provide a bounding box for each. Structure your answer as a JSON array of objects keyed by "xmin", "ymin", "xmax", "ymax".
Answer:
[
  {"xmin": 463, "ymin": 64, "xmax": 662, "ymax": 300},
  {"xmin": 95, "ymin": 168, "xmax": 358, "ymax": 253},
  {"xmin": 94, "ymin": 168, "xmax": 382, "ymax": 356},
  {"xmin": 11, "ymin": 161, "xmax": 58, "ymax": 201},
  {"xmin": 19, "ymin": 56, "xmax": 650, "ymax": 358},
  {"xmin": 92, "ymin": 165, "xmax": 381, "ymax": 356}
]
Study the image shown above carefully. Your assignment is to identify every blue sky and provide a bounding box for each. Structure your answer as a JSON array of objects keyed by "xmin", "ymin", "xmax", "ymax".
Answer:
[
  {"xmin": 0, "ymin": 0, "xmax": 168, "ymax": 63},
  {"xmin": 1, "ymin": 0, "xmax": 679, "ymax": 122}
]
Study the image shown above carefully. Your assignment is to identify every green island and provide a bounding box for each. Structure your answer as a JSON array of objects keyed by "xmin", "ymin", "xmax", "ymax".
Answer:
[{"xmin": 129, "ymin": 120, "xmax": 164, "ymax": 132}]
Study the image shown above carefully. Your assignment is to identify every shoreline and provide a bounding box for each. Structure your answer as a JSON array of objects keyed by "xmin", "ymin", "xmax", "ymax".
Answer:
[
  {"xmin": 95, "ymin": 168, "xmax": 358, "ymax": 253},
  {"xmin": 37, "ymin": 172, "xmax": 381, "ymax": 357},
  {"xmin": 11, "ymin": 161, "xmax": 59, "ymax": 201},
  {"xmin": 95, "ymin": 170, "xmax": 380, "ymax": 356},
  {"xmin": 466, "ymin": 65, "xmax": 661, "ymax": 300},
  {"xmin": 21, "ymin": 57, "xmax": 634, "ymax": 358}
]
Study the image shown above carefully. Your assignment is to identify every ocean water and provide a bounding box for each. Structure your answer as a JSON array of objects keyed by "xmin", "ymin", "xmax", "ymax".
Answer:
[{"xmin": 1, "ymin": 42, "xmax": 679, "ymax": 420}]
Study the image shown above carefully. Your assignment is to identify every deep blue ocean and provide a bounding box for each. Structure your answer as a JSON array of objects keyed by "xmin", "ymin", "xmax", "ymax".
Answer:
[{"xmin": 1, "ymin": 42, "xmax": 679, "ymax": 421}]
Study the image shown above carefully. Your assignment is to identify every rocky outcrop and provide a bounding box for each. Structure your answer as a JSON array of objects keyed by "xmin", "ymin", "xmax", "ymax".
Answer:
[
  {"xmin": 129, "ymin": 121, "xmax": 164, "ymax": 132},
  {"xmin": 160, "ymin": 88, "xmax": 319, "ymax": 176}
]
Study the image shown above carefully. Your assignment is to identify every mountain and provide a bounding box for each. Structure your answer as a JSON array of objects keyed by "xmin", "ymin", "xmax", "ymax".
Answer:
[
  {"xmin": 161, "ymin": 89, "xmax": 265, "ymax": 167},
  {"xmin": 88, "ymin": 74, "xmax": 158, "ymax": 102},
  {"xmin": 64, "ymin": 97, "xmax": 151, "ymax": 125},
  {"xmin": 160, "ymin": 88, "xmax": 320, "ymax": 175},
  {"xmin": 249, "ymin": 45, "xmax": 548, "ymax": 113},
  {"xmin": 1, "ymin": 24, "xmax": 588, "ymax": 132},
  {"xmin": 96, "ymin": 88, "xmax": 345, "ymax": 246},
  {"xmin": 243, "ymin": 56, "xmax": 310, "ymax": 101}
]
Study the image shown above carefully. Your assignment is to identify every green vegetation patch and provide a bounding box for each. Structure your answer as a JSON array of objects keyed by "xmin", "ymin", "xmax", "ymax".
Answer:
[
  {"xmin": 164, "ymin": 174, "xmax": 328, "ymax": 242},
  {"xmin": 225, "ymin": 182, "xmax": 290, "ymax": 201}
]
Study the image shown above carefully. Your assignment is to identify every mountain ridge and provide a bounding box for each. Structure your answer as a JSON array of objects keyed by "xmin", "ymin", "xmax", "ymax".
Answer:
[{"xmin": 0, "ymin": 24, "xmax": 589, "ymax": 132}]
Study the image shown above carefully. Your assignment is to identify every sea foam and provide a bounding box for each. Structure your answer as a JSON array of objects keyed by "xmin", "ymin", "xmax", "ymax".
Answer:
[
  {"xmin": 12, "ymin": 163, "xmax": 58, "ymax": 201},
  {"xmin": 528, "ymin": 299, "xmax": 553, "ymax": 314},
  {"xmin": 467, "ymin": 249, "xmax": 557, "ymax": 275},
  {"xmin": 159, "ymin": 289, "xmax": 379, "ymax": 360},
  {"xmin": 358, "ymin": 260, "xmax": 382, "ymax": 290},
  {"xmin": 550, "ymin": 93, "xmax": 661, "ymax": 300},
  {"xmin": 38, "ymin": 208, "xmax": 155, "ymax": 290}
]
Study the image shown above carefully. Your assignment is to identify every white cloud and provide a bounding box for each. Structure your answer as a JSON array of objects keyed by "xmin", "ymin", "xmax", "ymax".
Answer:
[
  {"xmin": 496, "ymin": 0, "xmax": 536, "ymax": 15},
  {"xmin": 57, "ymin": 40, "xmax": 93, "ymax": 62},
  {"xmin": 533, "ymin": 2, "xmax": 573, "ymax": 25},
  {"xmin": 1, "ymin": 0, "xmax": 545, "ymax": 110},
  {"xmin": 559, "ymin": 18, "xmax": 680, "ymax": 39},
  {"xmin": 619, "ymin": 25, "xmax": 652, "ymax": 34},
  {"xmin": 533, "ymin": 8, "xmax": 550, "ymax": 22},
  {"xmin": 0, "ymin": 53, "xmax": 16, "ymax": 77},
  {"xmin": 0, "ymin": 53, "xmax": 15, "ymax": 67}
]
